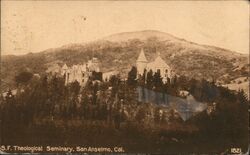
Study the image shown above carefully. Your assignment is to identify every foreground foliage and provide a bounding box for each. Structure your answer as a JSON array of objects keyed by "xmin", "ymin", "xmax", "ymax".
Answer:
[{"xmin": 0, "ymin": 70, "xmax": 248, "ymax": 153}]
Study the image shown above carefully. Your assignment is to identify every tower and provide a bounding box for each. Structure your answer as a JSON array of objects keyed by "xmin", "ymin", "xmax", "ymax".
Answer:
[
  {"xmin": 136, "ymin": 48, "xmax": 148, "ymax": 75},
  {"xmin": 88, "ymin": 57, "xmax": 100, "ymax": 72},
  {"xmin": 61, "ymin": 64, "xmax": 69, "ymax": 85},
  {"xmin": 91, "ymin": 57, "xmax": 100, "ymax": 72}
]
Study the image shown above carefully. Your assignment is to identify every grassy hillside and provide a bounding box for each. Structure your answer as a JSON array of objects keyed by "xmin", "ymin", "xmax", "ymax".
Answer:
[{"xmin": 1, "ymin": 30, "xmax": 248, "ymax": 92}]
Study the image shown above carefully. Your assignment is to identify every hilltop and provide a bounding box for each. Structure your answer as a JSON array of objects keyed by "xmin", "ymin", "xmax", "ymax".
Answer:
[{"xmin": 1, "ymin": 30, "xmax": 248, "ymax": 91}]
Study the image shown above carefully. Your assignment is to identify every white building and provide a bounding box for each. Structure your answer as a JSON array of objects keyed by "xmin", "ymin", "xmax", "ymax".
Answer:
[
  {"xmin": 63, "ymin": 57, "xmax": 100, "ymax": 86},
  {"xmin": 136, "ymin": 48, "xmax": 174, "ymax": 83},
  {"xmin": 45, "ymin": 57, "xmax": 100, "ymax": 86},
  {"xmin": 46, "ymin": 57, "xmax": 121, "ymax": 86}
]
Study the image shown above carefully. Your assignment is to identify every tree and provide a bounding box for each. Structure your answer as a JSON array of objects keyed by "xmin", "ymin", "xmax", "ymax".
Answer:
[
  {"xmin": 153, "ymin": 70, "xmax": 163, "ymax": 90},
  {"xmin": 141, "ymin": 69, "xmax": 147, "ymax": 86},
  {"xmin": 189, "ymin": 78, "xmax": 202, "ymax": 101},
  {"xmin": 146, "ymin": 69, "xmax": 154, "ymax": 89},
  {"xmin": 109, "ymin": 75, "xmax": 120, "ymax": 87},
  {"xmin": 154, "ymin": 107, "xmax": 161, "ymax": 124},
  {"xmin": 178, "ymin": 75, "xmax": 188, "ymax": 90},
  {"xmin": 127, "ymin": 66, "xmax": 137, "ymax": 86},
  {"xmin": 92, "ymin": 82, "xmax": 99, "ymax": 104},
  {"xmin": 15, "ymin": 71, "xmax": 33, "ymax": 85},
  {"xmin": 135, "ymin": 107, "xmax": 146, "ymax": 123},
  {"xmin": 70, "ymin": 80, "xmax": 81, "ymax": 95},
  {"xmin": 172, "ymin": 75, "xmax": 178, "ymax": 86},
  {"xmin": 114, "ymin": 110, "xmax": 122, "ymax": 129},
  {"xmin": 109, "ymin": 75, "xmax": 121, "ymax": 97},
  {"xmin": 42, "ymin": 75, "xmax": 48, "ymax": 88},
  {"xmin": 137, "ymin": 69, "xmax": 148, "ymax": 87}
]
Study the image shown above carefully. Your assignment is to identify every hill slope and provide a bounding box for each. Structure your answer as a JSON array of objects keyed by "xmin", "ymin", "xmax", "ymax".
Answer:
[{"xmin": 1, "ymin": 30, "xmax": 248, "ymax": 91}]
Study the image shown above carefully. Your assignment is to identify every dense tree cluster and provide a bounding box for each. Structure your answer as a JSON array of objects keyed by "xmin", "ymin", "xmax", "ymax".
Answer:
[{"xmin": 0, "ymin": 67, "xmax": 248, "ymax": 152}]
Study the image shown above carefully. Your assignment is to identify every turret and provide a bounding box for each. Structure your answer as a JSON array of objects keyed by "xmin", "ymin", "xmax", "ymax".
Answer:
[
  {"xmin": 61, "ymin": 64, "xmax": 68, "ymax": 75},
  {"xmin": 136, "ymin": 48, "xmax": 148, "ymax": 75}
]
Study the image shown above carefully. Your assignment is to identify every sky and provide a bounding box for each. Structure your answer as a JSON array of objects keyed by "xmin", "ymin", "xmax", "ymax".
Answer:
[{"xmin": 1, "ymin": 0, "xmax": 249, "ymax": 55}]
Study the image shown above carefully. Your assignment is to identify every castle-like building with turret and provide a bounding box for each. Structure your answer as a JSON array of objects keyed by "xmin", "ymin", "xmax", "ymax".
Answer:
[
  {"xmin": 46, "ymin": 57, "xmax": 118, "ymax": 86},
  {"xmin": 46, "ymin": 57, "xmax": 102, "ymax": 86},
  {"xmin": 61, "ymin": 57, "xmax": 101, "ymax": 86},
  {"xmin": 136, "ymin": 48, "xmax": 174, "ymax": 83}
]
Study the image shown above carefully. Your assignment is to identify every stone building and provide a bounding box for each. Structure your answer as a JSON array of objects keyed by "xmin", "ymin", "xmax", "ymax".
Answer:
[
  {"xmin": 136, "ymin": 48, "xmax": 174, "ymax": 83},
  {"xmin": 61, "ymin": 57, "xmax": 101, "ymax": 86},
  {"xmin": 46, "ymin": 57, "xmax": 120, "ymax": 86}
]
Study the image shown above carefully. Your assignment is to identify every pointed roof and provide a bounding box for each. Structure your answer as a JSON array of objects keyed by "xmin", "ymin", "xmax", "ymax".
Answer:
[
  {"xmin": 147, "ymin": 52, "xmax": 170, "ymax": 69},
  {"xmin": 62, "ymin": 64, "xmax": 68, "ymax": 70},
  {"xmin": 137, "ymin": 48, "xmax": 148, "ymax": 62},
  {"xmin": 155, "ymin": 55, "xmax": 168, "ymax": 67}
]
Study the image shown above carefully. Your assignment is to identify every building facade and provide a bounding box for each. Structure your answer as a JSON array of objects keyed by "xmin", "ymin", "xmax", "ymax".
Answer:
[
  {"xmin": 136, "ymin": 48, "xmax": 174, "ymax": 83},
  {"xmin": 61, "ymin": 57, "xmax": 100, "ymax": 86},
  {"xmin": 44, "ymin": 57, "xmax": 101, "ymax": 86}
]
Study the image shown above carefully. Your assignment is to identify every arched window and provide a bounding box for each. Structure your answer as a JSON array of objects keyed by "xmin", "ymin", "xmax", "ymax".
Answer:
[{"xmin": 163, "ymin": 69, "xmax": 168, "ymax": 78}]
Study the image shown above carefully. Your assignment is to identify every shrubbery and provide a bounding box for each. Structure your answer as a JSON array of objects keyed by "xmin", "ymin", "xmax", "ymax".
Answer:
[{"xmin": 0, "ymin": 67, "xmax": 248, "ymax": 153}]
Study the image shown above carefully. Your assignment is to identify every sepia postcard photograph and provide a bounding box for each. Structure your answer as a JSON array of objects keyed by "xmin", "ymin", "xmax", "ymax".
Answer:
[{"xmin": 0, "ymin": 0, "xmax": 249, "ymax": 154}]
